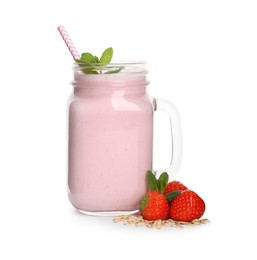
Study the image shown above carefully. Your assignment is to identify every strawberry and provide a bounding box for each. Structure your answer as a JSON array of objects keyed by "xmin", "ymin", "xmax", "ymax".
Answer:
[
  {"xmin": 170, "ymin": 190, "xmax": 205, "ymax": 222},
  {"xmin": 140, "ymin": 171, "xmax": 170, "ymax": 220},
  {"xmin": 164, "ymin": 181, "xmax": 188, "ymax": 194},
  {"xmin": 140, "ymin": 191, "xmax": 170, "ymax": 220}
]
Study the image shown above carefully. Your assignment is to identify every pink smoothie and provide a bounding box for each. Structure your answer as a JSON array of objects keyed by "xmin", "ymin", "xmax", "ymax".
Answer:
[{"xmin": 68, "ymin": 70, "xmax": 154, "ymax": 213}]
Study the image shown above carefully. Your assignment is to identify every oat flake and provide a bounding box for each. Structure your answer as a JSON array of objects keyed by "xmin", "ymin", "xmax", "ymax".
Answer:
[{"xmin": 113, "ymin": 215, "xmax": 210, "ymax": 229}]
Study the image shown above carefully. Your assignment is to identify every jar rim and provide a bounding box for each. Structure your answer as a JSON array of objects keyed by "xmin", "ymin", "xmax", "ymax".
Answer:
[
  {"xmin": 73, "ymin": 61, "xmax": 147, "ymax": 75},
  {"xmin": 74, "ymin": 60, "xmax": 146, "ymax": 66}
]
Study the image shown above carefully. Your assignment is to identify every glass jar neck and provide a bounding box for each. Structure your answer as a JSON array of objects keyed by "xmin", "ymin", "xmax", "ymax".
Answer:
[{"xmin": 72, "ymin": 62, "xmax": 149, "ymax": 97}]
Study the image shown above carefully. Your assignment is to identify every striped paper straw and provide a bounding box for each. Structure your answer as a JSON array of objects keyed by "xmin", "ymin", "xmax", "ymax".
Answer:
[{"xmin": 57, "ymin": 25, "xmax": 80, "ymax": 59}]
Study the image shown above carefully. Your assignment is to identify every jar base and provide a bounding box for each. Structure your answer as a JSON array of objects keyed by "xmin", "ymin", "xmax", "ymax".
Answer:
[{"xmin": 77, "ymin": 209, "xmax": 139, "ymax": 217}]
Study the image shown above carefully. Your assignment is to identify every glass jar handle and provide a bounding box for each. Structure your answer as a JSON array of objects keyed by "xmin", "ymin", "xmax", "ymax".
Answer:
[{"xmin": 154, "ymin": 98, "xmax": 182, "ymax": 179}]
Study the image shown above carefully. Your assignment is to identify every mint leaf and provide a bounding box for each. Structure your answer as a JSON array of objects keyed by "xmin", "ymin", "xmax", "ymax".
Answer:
[
  {"xmin": 75, "ymin": 59, "xmax": 98, "ymax": 74},
  {"xmin": 93, "ymin": 56, "xmax": 100, "ymax": 63},
  {"xmin": 81, "ymin": 52, "xmax": 95, "ymax": 63},
  {"xmin": 104, "ymin": 66, "xmax": 124, "ymax": 74},
  {"xmin": 80, "ymin": 53, "xmax": 93, "ymax": 63},
  {"xmin": 82, "ymin": 68, "xmax": 99, "ymax": 74},
  {"xmin": 165, "ymin": 190, "xmax": 180, "ymax": 202},
  {"xmin": 100, "ymin": 47, "xmax": 113, "ymax": 64},
  {"xmin": 147, "ymin": 171, "xmax": 158, "ymax": 191}
]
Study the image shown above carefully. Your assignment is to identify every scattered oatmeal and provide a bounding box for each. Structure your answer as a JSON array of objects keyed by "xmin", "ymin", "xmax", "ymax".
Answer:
[{"xmin": 113, "ymin": 215, "xmax": 210, "ymax": 229}]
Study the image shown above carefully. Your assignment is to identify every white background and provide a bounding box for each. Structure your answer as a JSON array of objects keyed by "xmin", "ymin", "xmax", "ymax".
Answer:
[{"xmin": 0, "ymin": 0, "xmax": 257, "ymax": 259}]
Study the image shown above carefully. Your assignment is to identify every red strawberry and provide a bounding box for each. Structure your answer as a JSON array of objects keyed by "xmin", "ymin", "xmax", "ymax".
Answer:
[
  {"xmin": 170, "ymin": 190, "xmax": 205, "ymax": 222},
  {"xmin": 164, "ymin": 181, "xmax": 188, "ymax": 194},
  {"xmin": 140, "ymin": 191, "xmax": 169, "ymax": 220}
]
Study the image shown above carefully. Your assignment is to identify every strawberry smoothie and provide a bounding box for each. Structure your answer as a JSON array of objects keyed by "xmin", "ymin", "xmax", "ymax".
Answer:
[{"xmin": 68, "ymin": 64, "xmax": 154, "ymax": 214}]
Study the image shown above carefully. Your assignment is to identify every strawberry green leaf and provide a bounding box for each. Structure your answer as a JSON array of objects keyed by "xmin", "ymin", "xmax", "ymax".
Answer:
[
  {"xmin": 165, "ymin": 190, "xmax": 180, "ymax": 202},
  {"xmin": 158, "ymin": 172, "xmax": 169, "ymax": 186},
  {"xmin": 157, "ymin": 172, "xmax": 169, "ymax": 193},
  {"xmin": 147, "ymin": 171, "xmax": 158, "ymax": 191},
  {"xmin": 157, "ymin": 180, "xmax": 166, "ymax": 193},
  {"xmin": 140, "ymin": 196, "xmax": 149, "ymax": 210}
]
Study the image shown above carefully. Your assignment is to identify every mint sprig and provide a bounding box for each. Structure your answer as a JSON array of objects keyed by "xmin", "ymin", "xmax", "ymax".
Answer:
[{"xmin": 75, "ymin": 47, "xmax": 123, "ymax": 74}]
